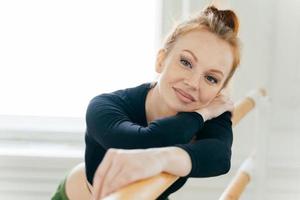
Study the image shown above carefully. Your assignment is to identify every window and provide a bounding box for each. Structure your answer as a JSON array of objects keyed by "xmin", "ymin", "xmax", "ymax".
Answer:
[{"xmin": 0, "ymin": 0, "xmax": 159, "ymax": 117}]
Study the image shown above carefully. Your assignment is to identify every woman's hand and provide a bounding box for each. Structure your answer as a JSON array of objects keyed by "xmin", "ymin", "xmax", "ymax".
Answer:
[
  {"xmin": 92, "ymin": 148, "xmax": 165, "ymax": 200},
  {"xmin": 195, "ymin": 89, "xmax": 234, "ymax": 121}
]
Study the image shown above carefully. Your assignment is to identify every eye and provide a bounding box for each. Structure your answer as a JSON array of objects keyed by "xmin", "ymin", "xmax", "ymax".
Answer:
[
  {"xmin": 180, "ymin": 56, "xmax": 193, "ymax": 68},
  {"xmin": 206, "ymin": 75, "xmax": 218, "ymax": 84}
]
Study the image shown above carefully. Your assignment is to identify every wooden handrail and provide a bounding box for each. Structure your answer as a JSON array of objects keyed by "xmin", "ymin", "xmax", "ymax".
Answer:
[
  {"xmin": 218, "ymin": 155, "xmax": 255, "ymax": 200},
  {"xmin": 231, "ymin": 88, "xmax": 266, "ymax": 126},
  {"xmin": 102, "ymin": 88, "xmax": 267, "ymax": 200}
]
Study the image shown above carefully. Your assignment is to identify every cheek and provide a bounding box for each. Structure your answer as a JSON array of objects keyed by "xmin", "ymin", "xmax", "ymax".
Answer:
[
  {"xmin": 198, "ymin": 90, "xmax": 218, "ymax": 105},
  {"xmin": 160, "ymin": 67, "xmax": 183, "ymax": 85}
]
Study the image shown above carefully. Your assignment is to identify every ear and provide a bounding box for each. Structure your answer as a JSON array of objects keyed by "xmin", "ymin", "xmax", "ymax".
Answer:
[{"xmin": 155, "ymin": 49, "xmax": 166, "ymax": 73}]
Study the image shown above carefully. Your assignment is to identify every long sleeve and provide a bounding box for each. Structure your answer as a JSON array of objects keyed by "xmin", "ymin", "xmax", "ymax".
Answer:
[
  {"xmin": 174, "ymin": 111, "xmax": 233, "ymax": 178},
  {"xmin": 86, "ymin": 94, "xmax": 204, "ymax": 149}
]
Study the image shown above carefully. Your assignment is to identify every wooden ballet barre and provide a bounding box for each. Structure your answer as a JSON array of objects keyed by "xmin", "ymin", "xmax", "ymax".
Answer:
[
  {"xmin": 231, "ymin": 88, "xmax": 266, "ymax": 126},
  {"xmin": 102, "ymin": 88, "xmax": 267, "ymax": 200},
  {"xmin": 218, "ymin": 155, "xmax": 255, "ymax": 200}
]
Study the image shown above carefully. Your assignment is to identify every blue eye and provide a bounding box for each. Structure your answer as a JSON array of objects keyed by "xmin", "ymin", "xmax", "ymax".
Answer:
[
  {"xmin": 206, "ymin": 75, "xmax": 218, "ymax": 84},
  {"xmin": 180, "ymin": 57, "xmax": 192, "ymax": 68}
]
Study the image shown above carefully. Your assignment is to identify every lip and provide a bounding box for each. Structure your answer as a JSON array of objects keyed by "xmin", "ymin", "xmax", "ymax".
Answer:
[{"xmin": 173, "ymin": 87, "xmax": 196, "ymax": 103}]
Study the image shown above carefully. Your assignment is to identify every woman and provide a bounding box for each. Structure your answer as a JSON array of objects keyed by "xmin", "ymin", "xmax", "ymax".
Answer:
[{"xmin": 52, "ymin": 5, "xmax": 241, "ymax": 200}]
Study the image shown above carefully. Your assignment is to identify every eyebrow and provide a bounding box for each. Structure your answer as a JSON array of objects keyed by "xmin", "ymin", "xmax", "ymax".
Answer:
[
  {"xmin": 182, "ymin": 49, "xmax": 224, "ymax": 77},
  {"xmin": 209, "ymin": 69, "xmax": 224, "ymax": 77},
  {"xmin": 183, "ymin": 49, "xmax": 198, "ymax": 62}
]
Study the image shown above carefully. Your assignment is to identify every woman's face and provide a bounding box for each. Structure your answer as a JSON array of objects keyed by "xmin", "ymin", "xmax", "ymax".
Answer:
[{"xmin": 155, "ymin": 29, "xmax": 234, "ymax": 112}]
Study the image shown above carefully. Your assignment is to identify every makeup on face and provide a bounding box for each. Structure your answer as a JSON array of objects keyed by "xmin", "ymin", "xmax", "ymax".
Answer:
[{"xmin": 180, "ymin": 49, "xmax": 225, "ymax": 85}]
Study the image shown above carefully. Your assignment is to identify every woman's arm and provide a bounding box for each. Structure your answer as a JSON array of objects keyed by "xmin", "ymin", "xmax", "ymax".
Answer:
[
  {"xmin": 172, "ymin": 111, "xmax": 233, "ymax": 177},
  {"xmin": 86, "ymin": 94, "xmax": 204, "ymax": 149},
  {"xmin": 91, "ymin": 111, "xmax": 231, "ymax": 199},
  {"xmin": 156, "ymin": 112, "xmax": 232, "ymax": 178},
  {"xmin": 156, "ymin": 146, "xmax": 193, "ymax": 177},
  {"xmin": 91, "ymin": 147, "xmax": 180, "ymax": 199},
  {"xmin": 91, "ymin": 117, "xmax": 232, "ymax": 200}
]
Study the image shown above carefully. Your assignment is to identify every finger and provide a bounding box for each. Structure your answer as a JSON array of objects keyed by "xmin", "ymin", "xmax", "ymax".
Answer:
[
  {"xmin": 105, "ymin": 166, "xmax": 145, "ymax": 197},
  {"xmin": 223, "ymin": 96, "xmax": 230, "ymax": 102},
  {"xmin": 227, "ymin": 101, "xmax": 234, "ymax": 113},
  {"xmin": 93, "ymin": 149, "xmax": 116, "ymax": 200},
  {"xmin": 93, "ymin": 161, "xmax": 112, "ymax": 200},
  {"xmin": 222, "ymin": 95, "xmax": 232, "ymax": 103},
  {"xmin": 111, "ymin": 167, "xmax": 138, "ymax": 191},
  {"xmin": 100, "ymin": 159, "xmax": 123, "ymax": 199}
]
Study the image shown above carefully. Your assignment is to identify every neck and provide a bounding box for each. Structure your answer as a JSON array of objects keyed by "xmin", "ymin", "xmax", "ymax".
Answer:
[{"xmin": 145, "ymin": 85, "xmax": 177, "ymax": 124}]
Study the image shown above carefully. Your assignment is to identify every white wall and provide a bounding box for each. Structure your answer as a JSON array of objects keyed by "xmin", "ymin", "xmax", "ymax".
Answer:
[
  {"xmin": 0, "ymin": 115, "xmax": 85, "ymax": 200},
  {"xmin": 166, "ymin": 0, "xmax": 300, "ymax": 199},
  {"xmin": 0, "ymin": 1, "xmax": 158, "ymax": 198}
]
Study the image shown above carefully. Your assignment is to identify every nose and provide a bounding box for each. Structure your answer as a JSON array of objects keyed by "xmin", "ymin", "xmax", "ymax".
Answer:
[{"xmin": 184, "ymin": 73, "xmax": 200, "ymax": 91}]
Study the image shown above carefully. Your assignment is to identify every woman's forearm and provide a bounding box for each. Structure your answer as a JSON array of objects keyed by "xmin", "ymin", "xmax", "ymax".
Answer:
[{"xmin": 155, "ymin": 146, "xmax": 192, "ymax": 177}]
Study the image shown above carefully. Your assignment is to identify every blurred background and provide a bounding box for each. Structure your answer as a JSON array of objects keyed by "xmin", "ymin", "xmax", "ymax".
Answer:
[{"xmin": 0, "ymin": 0, "xmax": 299, "ymax": 199}]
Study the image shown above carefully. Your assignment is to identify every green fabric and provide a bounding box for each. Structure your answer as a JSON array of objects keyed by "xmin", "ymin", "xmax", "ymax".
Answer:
[
  {"xmin": 51, "ymin": 176, "xmax": 68, "ymax": 200},
  {"xmin": 50, "ymin": 174, "xmax": 170, "ymax": 200}
]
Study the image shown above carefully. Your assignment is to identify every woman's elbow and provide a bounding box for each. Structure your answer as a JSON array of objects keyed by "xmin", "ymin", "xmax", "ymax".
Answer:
[
  {"xmin": 219, "ymin": 153, "xmax": 231, "ymax": 175},
  {"xmin": 223, "ymin": 159, "xmax": 231, "ymax": 174}
]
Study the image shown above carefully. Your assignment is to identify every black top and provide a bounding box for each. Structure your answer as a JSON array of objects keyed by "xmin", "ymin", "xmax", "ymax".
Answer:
[{"xmin": 84, "ymin": 82, "xmax": 233, "ymax": 199}]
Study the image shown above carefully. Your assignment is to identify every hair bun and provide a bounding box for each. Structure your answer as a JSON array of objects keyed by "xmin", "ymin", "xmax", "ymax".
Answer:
[{"xmin": 203, "ymin": 6, "xmax": 239, "ymax": 35}]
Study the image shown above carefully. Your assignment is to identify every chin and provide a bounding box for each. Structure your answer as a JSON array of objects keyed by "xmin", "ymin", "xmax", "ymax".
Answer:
[{"xmin": 166, "ymin": 97, "xmax": 198, "ymax": 113}]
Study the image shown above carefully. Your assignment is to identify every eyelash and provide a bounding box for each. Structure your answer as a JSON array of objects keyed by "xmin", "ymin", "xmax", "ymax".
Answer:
[
  {"xmin": 180, "ymin": 56, "xmax": 193, "ymax": 68},
  {"xmin": 179, "ymin": 56, "xmax": 219, "ymax": 84},
  {"xmin": 206, "ymin": 75, "xmax": 218, "ymax": 84}
]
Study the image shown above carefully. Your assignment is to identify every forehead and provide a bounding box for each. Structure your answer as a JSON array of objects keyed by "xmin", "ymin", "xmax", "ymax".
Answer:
[{"xmin": 171, "ymin": 29, "xmax": 234, "ymax": 75}]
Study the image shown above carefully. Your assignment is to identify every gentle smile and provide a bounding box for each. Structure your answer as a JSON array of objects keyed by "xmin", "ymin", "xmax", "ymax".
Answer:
[{"xmin": 173, "ymin": 87, "xmax": 196, "ymax": 103}]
